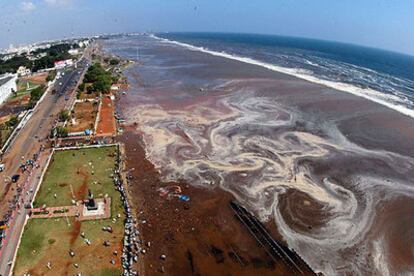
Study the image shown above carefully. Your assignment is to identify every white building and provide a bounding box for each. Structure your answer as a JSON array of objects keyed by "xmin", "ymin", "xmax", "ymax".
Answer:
[
  {"xmin": 27, "ymin": 52, "xmax": 47, "ymax": 61},
  {"xmin": 0, "ymin": 74, "xmax": 17, "ymax": 104},
  {"xmin": 54, "ymin": 59, "xmax": 74, "ymax": 69},
  {"xmin": 78, "ymin": 40, "xmax": 90, "ymax": 48},
  {"xmin": 68, "ymin": 49, "xmax": 79, "ymax": 55},
  {"xmin": 17, "ymin": 66, "xmax": 31, "ymax": 76}
]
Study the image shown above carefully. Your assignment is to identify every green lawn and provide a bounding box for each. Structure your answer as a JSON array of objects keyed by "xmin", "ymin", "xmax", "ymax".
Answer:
[
  {"xmin": 11, "ymin": 88, "xmax": 34, "ymax": 99},
  {"xmin": 17, "ymin": 80, "xmax": 38, "ymax": 91},
  {"xmin": 34, "ymin": 147, "xmax": 119, "ymax": 211},
  {"xmin": 14, "ymin": 146, "xmax": 124, "ymax": 276},
  {"xmin": 0, "ymin": 128, "xmax": 13, "ymax": 147}
]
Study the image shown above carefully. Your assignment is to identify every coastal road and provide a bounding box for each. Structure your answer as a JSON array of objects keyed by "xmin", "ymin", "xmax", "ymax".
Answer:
[
  {"xmin": 0, "ymin": 151, "xmax": 49, "ymax": 276},
  {"xmin": 0, "ymin": 63, "xmax": 86, "ymax": 204},
  {"xmin": 0, "ymin": 52, "xmax": 91, "ymax": 275}
]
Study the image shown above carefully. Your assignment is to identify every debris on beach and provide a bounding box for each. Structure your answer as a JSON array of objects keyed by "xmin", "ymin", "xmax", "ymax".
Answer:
[
  {"xmin": 69, "ymin": 250, "xmax": 75, "ymax": 257},
  {"xmin": 157, "ymin": 185, "xmax": 190, "ymax": 202}
]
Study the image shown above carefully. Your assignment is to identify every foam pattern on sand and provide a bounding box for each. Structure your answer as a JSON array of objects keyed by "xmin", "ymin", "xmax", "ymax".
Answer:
[{"xmin": 124, "ymin": 81, "xmax": 414, "ymax": 274}]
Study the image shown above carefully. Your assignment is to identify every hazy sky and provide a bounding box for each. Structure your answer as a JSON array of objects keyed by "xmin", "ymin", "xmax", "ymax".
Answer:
[{"xmin": 1, "ymin": 0, "xmax": 414, "ymax": 55}]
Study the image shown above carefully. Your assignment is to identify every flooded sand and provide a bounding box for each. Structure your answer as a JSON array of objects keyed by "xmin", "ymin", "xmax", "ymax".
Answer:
[
  {"xmin": 118, "ymin": 130, "xmax": 311, "ymax": 275},
  {"xmin": 105, "ymin": 36, "xmax": 414, "ymax": 275}
]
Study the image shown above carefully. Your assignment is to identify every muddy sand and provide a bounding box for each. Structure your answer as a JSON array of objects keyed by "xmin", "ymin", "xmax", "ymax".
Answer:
[
  {"xmin": 106, "ymin": 35, "xmax": 414, "ymax": 275},
  {"xmin": 118, "ymin": 130, "xmax": 314, "ymax": 275}
]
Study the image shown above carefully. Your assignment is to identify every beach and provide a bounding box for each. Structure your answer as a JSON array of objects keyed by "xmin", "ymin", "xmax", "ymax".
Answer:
[{"xmin": 106, "ymin": 35, "xmax": 414, "ymax": 275}]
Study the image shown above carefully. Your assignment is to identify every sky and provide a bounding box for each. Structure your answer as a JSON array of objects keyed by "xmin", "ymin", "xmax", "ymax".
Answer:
[{"xmin": 1, "ymin": 0, "xmax": 414, "ymax": 56}]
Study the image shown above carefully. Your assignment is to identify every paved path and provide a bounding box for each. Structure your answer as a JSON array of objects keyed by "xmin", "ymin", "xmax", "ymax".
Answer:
[
  {"xmin": 96, "ymin": 95, "xmax": 117, "ymax": 137},
  {"xmin": 29, "ymin": 197, "xmax": 111, "ymax": 221}
]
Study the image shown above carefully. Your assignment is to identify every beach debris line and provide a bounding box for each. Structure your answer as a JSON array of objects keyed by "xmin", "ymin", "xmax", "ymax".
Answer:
[
  {"xmin": 157, "ymin": 185, "xmax": 190, "ymax": 202},
  {"xmin": 114, "ymin": 146, "xmax": 140, "ymax": 276}
]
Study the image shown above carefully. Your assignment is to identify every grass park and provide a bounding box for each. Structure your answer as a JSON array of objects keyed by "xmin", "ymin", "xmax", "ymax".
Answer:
[{"xmin": 13, "ymin": 146, "xmax": 124, "ymax": 276}]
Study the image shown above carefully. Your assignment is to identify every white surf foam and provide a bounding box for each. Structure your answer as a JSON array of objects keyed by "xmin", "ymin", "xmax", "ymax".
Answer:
[{"xmin": 152, "ymin": 35, "xmax": 414, "ymax": 119}]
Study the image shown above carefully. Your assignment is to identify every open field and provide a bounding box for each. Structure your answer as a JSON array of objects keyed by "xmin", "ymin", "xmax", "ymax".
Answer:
[
  {"xmin": 20, "ymin": 73, "xmax": 48, "ymax": 84},
  {"xmin": 79, "ymin": 91, "xmax": 99, "ymax": 100},
  {"xmin": 7, "ymin": 94, "xmax": 30, "ymax": 106},
  {"xmin": 67, "ymin": 101, "xmax": 98, "ymax": 133},
  {"xmin": 17, "ymin": 73, "xmax": 47, "ymax": 90},
  {"xmin": 13, "ymin": 146, "xmax": 125, "ymax": 276},
  {"xmin": 96, "ymin": 96, "xmax": 116, "ymax": 137},
  {"xmin": 16, "ymin": 80, "xmax": 38, "ymax": 94},
  {"xmin": 14, "ymin": 73, "xmax": 48, "ymax": 98}
]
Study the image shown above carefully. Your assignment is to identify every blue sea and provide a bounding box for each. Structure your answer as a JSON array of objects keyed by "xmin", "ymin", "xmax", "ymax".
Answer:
[{"xmin": 156, "ymin": 32, "xmax": 414, "ymax": 118}]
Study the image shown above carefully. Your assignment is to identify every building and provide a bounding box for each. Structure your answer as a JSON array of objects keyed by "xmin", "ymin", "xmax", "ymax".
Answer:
[
  {"xmin": 17, "ymin": 66, "xmax": 31, "ymax": 76},
  {"xmin": 54, "ymin": 59, "xmax": 74, "ymax": 69},
  {"xmin": 68, "ymin": 49, "xmax": 79, "ymax": 55},
  {"xmin": 27, "ymin": 52, "xmax": 47, "ymax": 61},
  {"xmin": 0, "ymin": 74, "xmax": 17, "ymax": 104},
  {"xmin": 78, "ymin": 40, "xmax": 90, "ymax": 48},
  {"xmin": 110, "ymin": 84, "xmax": 120, "ymax": 91}
]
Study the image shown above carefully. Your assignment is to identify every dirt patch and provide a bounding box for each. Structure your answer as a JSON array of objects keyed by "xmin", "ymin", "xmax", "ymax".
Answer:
[
  {"xmin": 69, "ymin": 220, "xmax": 82, "ymax": 245},
  {"xmin": 96, "ymin": 95, "xmax": 116, "ymax": 137},
  {"xmin": 0, "ymin": 115, "xmax": 11, "ymax": 124},
  {"xmin": 79, "ymin": 84, "xmax": 99, "ymax": 100},
  {"xmin": 22, "ymin": 73, "xmax": 48, "ymax": 84},
  {"xmin": 67, "ymin": 101, "xmax": 98, "ymax": 133},
  {"xmin": 118, "ymin": 129, "xmax": 312, "ymax": 275},
  {"xmin": 75, "ymin": 173, "xmax": 89, "ymax": 200}
]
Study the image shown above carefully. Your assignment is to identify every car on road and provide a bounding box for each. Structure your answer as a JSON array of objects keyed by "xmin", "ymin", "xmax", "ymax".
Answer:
[
  {"xmin": 11, "ymin": 174, "xmax": 20, "ymax": 183},
  {"xmin": 0, "ymin": 164, "xmax": 5, "ymax": 172},
  {"xmin": 0, "ymin": 221, "xmax": 7, "ymax": 230}
]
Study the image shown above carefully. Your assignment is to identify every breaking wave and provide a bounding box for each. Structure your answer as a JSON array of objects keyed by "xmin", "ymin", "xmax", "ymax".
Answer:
[{"xmin": 152, "ymin": 34, "xmax": 414, "ymax": 119}]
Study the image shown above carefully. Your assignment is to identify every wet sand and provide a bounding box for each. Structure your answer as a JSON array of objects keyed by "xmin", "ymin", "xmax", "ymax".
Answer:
[
  {"xmin": 106, "ymin": 36, "xmax": 414, "ymax": 275},
  {"xmin": 118, "ymin": 130, "xmax": 311, "ymax": 275}
]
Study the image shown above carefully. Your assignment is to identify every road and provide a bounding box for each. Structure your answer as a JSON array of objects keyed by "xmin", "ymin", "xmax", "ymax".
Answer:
[
  {"xmin": 0, "ymin": 45, "xmax": 93, "ymax": 276},
  {"xmin": 0, "ymin": 62, "xmax": 87, "ymax": 205}
]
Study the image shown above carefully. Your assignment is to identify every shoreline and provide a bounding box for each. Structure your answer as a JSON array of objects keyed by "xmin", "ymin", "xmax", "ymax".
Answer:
[
  {"xmin": 153, "ymin": 34, "xmax": 414, "ymax": 120},
  {"xmin": 107, "ymin": 34, "xmax": 414, "ymax": 275}
]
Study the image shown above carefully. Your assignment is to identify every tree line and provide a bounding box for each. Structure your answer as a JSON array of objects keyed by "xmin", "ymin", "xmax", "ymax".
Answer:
[{"xmin": 0, "ymin": 43, "xmax": 78, "ymax": 74}]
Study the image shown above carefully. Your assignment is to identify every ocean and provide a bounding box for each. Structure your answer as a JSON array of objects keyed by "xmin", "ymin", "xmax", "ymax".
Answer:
[
  {"xmin": 103, "ymin": 33, "xmax": 414, "ymax": 275},
  {"xmin": 156, "ymin": 32, "xmax": 414, "ymax": 118}
]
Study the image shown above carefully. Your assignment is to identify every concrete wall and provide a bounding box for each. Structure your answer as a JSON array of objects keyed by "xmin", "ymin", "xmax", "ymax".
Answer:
[{"xmin": 0, "ymin": 74, "xmax": 17, "ymax": 104}]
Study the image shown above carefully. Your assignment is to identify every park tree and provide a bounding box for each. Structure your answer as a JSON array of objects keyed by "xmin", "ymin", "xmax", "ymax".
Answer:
[
  {"xmin": 58, "ymin": 109, "xmax": 70, "ymax": 122},
  {"xmin": 46, "ymin": 70, "xmax": 56, "ymax": 82},
  {"xmin": 109, "ymin": 58, "xmax": 120, "ymax": 65},
  {"xmin": 56, "ymin": 126, "xmax": 68, "ymax": 137},
  {"xmin": 6, "ymin": 115, "xmax": 19, "ymax": 128},
  {"xmin": 78, "ymin": 82, "xmax": 86, "ymax": 91},
  {"xmin": 28, "ymin": 85, "xmax": 45, "ymax": 108}
]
